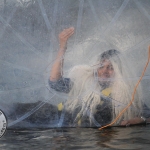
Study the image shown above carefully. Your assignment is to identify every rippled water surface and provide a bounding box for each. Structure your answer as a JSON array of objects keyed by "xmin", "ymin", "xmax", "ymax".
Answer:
[{"xmin": 1, "ymin": 125, "xmax": 150, "ymax": 150}]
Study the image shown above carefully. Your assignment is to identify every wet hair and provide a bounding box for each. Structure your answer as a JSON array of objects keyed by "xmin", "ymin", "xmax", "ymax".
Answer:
[
  {"xmin": 100, "ymin": 49, "xmax": 120, "ymax": 61},
  {"xmin": 66, "ymin": 49, "xmax": 142, "ymax": 126},
  {"xmin": 97, "ymin": 49, "xmax": 122, "ymax": 74}
]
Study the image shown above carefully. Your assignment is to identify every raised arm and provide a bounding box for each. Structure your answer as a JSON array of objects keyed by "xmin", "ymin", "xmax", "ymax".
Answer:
[{"xmin": 50, "ymin": 27, "xmax": 75, "ymax": 81}]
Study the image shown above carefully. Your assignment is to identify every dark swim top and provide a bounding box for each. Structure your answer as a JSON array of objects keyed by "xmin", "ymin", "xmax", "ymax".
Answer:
[
  {"xmin": 49, "ymin": 78, "xmax": 71, "ymax": 93},
  {"xmin": 49, "ymin": 78, "xmax": 150, "ymax": 120},
  {"xmin": 49, "ymin": 77, "xmax": 113, "ymax": 126}
]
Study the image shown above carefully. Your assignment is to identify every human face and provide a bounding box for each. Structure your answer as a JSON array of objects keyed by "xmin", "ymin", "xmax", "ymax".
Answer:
[{"xmin": 97, "ymin": 59, "xmax": 114, "ymax": 85}]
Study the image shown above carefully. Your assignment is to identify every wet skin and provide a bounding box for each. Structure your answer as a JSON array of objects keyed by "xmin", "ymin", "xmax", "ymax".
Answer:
[{"xmin": 97, "ymin": 60, "xmax": 114, "ymax": 86}]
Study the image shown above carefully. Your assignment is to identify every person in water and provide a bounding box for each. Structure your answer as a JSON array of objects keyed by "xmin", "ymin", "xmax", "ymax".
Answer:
[{"xmin": 49, "ymin": 27, "xmax": 150, "ymax": 127}]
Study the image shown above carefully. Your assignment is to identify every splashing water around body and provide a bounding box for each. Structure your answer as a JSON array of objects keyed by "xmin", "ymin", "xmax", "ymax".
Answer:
[{"xmin": 0, "ymin": 0, "xmax": 150, "ymax": 128}]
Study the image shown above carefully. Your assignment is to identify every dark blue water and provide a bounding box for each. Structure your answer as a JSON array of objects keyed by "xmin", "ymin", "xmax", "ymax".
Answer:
[{"xmin": 0, "ymin": 125, "xmax": 150, "ymax": 150}]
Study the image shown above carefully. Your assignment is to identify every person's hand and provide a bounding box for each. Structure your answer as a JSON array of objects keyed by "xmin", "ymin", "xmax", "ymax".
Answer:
[
  {"xmin": 59, "ymin": 27, "xmax": 74, "ymax": 49},
  {"xmin": 120, "ymin": 117, "xmax": 145, "ymax": 126}
]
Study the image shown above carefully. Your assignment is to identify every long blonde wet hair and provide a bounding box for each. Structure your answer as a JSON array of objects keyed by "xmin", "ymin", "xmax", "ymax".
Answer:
[{"xmin": 65, "ymin": 49, "xmax": 143, "ymax": 126}]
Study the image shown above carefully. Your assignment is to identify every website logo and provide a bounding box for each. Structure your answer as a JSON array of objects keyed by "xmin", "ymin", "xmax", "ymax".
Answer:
[{"xmin": 0, "ymin": 110, "xmax": 7, "ymax": 138}]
